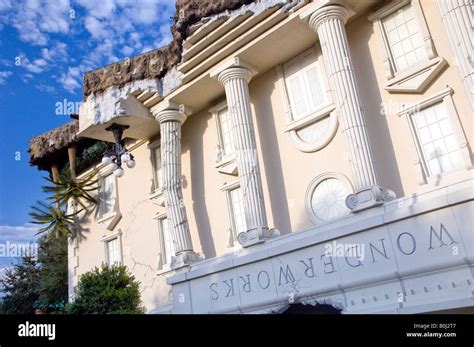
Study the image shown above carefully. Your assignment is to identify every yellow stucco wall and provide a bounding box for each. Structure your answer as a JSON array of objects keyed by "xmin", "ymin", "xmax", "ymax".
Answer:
[{"xmin": 74, "ymin": 1, "xmax": 473, "ymax": 312}]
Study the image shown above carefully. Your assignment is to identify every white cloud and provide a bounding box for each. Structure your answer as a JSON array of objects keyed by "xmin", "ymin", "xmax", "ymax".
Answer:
[
  {"xmin": 121, "ymin": 45, "xmax": 134, "ymax": 57},
  {"xmin": 21, "ymin": 73, "xmax": 34, "ymax": 83},
  {"xmin": 84, "ymin": 16, "xmax": 112, "ymax": 39},
  {"xmin": 57, "ymin": 65, "xmax": 84, "ymax": 93},
  {"xmin": 76, "ymin": 0, "xmax": 116, "ymax": 18},
  {"xmin": 0, "ymin": 0, "xmax": 12, "ymax": 11},
  {"xmin": 0, "ymin": 58, "xmax": 13, "ymax": 67},
  {"xmin": 35, "ymin": 83, "xmax": 55, "ymax": 93},
  {"xmin": 0, "ymin": 224, "xmax": 39, "ymax": 244},
  {"xmin": 0, "ymin": 70, "xmax": 12, "ymax": 85},
  {"xmin": 1, "ymin": 0, "xmax": 176, "ymax": 93},
  {"xmin": 6, "ymin": 0, "xmax": 71, "ymax": 46},
  {"xmin": 18, "ymin": 54, "xmax": 48, "ymax": 74},
  {"xmin": 41, "ymin": 41, "xmax": 68, "ymax": 62},
  {"xmin": 153, "ymin": 24, "xmax": 173, "ymax": 48}
]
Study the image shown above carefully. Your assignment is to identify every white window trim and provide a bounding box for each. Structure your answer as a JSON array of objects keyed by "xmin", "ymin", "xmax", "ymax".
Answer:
[
  {"xmin": 220, "ymin": 181, "xmax": 245, "ymax": 249},
  {"xmin": 148, "ymin": 139, "xmax": 165, "ymax": 205},
  {"xmin": 305, "ymin": 172, "xmax": 354, "ymax": 225},
  {"xmin": 368, "ymin": 0, "xmax": 445, "ymax": 92},
  {"xmin": 397, "ymin": 86, "xmax": 472, "ymax": 186},
  {"xmin": 96, "ymin": 171, "xmax": 121, "ymax": 230},
  {"xmin": 276, "ymin": 46, "xmax": 337, "ymax": 153},
  {"xmin": 210, "ymin": 101, "xmax": 238, "ymax": 175},
  {"xmin": 154, "ymin": 213, "xmax": 174, "ymax": 275},
  {"xmin": 101, "ymin": 231, "xmax": 123, "ymax": 265}
]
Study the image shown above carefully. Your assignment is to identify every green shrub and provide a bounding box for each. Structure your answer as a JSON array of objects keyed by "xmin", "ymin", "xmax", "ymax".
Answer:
[{"xmin": 67, "ymin": 264, "xmax": 144, "ymax": 314}]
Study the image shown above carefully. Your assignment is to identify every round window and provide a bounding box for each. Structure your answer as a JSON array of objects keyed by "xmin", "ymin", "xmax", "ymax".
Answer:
[{"xmin": 305, "ymin": 173, "xmax": 353, "ymax": 223}]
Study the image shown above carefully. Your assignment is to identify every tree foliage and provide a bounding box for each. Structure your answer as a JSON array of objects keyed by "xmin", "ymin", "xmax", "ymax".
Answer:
[
  {"xmin": 29, "ymin": 170, "xmax": 98, "ymax": 239},
  {"xmin": 0, "ymin": 256, "xmax": 40, "ymax": 314},
  {"xmin": 36, "ymin": 234, "xmax": 68, "ymax": 312},
  {"xmin": 0, "ymin": 235, "xmax": 68, "ymax": 314},
  {"xmin": 67, "ymin": 264, "xmax": 144, "ymax": 314}
]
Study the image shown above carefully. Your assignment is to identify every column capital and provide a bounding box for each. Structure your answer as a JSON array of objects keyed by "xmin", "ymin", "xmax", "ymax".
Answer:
[
  {"xmin": 308, "ymin": 5, "xmax": 349, "ymax": 31},
  {"xmin": 151, "ymin": 101, "xmax": 191, "ymax": 125},
  {"xmin": 210, "ymin": 57, "xmax": 257, "ymax": 85}
]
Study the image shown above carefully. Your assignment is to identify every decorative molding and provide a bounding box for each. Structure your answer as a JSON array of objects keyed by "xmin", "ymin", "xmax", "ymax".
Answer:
[
  {"xmin": 149, "ymin": 188, "xmax": 165, "ymax": 206},
  {"xmin": 345, "ymin": 186, "xmax": 396, "ymax": 212},
  {"xmin": 384, "ymin": 57, "xmax": 447, "ymax": 94},
  {"xmin": 305, "ymin": 172, "xmax": 353, "ymax": 224},
  {"xmin": 100, "ymin": 229, "xmax": 122, "ymax": 242},
  {"xmin": 215, "ymin": 159, "xmax": 238, "ymax": 176},
  {"xmin": 368, "ymin": 0, "xmax": 411, "ymax": 20},
  {"xmin": 209, "ymin": 56, "xmax": 258, "ymax": 81},
  {"xmin": 396, "ymin": 86, "xmax": 453, "ymax": 116}
]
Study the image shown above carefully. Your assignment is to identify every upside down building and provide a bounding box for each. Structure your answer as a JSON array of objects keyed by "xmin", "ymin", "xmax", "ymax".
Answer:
[{"xmin": 29, "ymin": 0, "xmax": 474, "ymax": 314}]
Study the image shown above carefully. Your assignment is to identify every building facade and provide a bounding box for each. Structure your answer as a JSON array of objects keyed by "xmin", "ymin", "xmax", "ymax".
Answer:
[{"xmin": 30, "ymin": 0, "xmax": 473, "ymax": 314}]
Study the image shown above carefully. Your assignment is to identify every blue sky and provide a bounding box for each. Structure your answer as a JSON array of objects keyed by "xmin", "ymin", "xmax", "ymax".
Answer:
[{"xmin": 0, "ymin": 0, "xmax": 175, "ymax": 276}]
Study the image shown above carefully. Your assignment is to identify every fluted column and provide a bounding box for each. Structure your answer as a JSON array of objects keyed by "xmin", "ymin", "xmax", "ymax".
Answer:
[
  {"xmin": 437, "ymin": 0, "xmax": 473, "ymax": 110},
  {"xmin": 306, "ymin": 4, "xmax": 395, "ymax": 211},
  {"xmin": 153, "ymin": 105, "xmax": 198, "ymax": 268},
  {"xmin": 212, "ymin": 59, "xmax": 276, "ymax": 247}
]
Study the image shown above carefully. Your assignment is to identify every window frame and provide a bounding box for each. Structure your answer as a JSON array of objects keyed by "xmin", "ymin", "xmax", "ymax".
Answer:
[
  {"xmin": 148, "ymin": 139, "xmax": 163, "ymax": 193},
  {"xmin": 210, "ymin": 101, "xmax": 239, "ymax": 175},
  {"xmin": 101, "ymin": 232, "xmax": 123, "ymax": 266},
  {"xmin": 397, "ymin": 87, "xmax": 472, "ymax": 185},
  {"xmin": 97, "ymin": 171, "xmax": 117, "ymax": 220},
  {"xmin": 277, "ymin": 46, "xmax": 337, "ymax": 153},
  {"xmin": 368, "ymin": 0, "xmax": 446, "ymax": 93},
  {"xmin": 220, "ymin": 181, "xmax": 247, "ymax": 249},
  {"xmin": 155, "ymin": 214, "xmax": 176, "ymax": 274}
]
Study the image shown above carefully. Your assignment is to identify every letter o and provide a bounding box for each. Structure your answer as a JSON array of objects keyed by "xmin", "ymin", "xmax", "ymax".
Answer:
[
  {"xmin": 397, "ymin": 232, "xmax": 416, "ymax": 255},
  {"xmin": 257, "ymin": 270, "xmax": 270, "ymax": 289}
]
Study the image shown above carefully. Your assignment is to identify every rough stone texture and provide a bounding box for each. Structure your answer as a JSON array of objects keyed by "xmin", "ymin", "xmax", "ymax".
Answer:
[
  {"xmin": 29, "ymin": 120, "xmax": 79, "ymax": 169},
  {"xmin": 83, "ymin": 0, "xmax": 254, "ymax": 98}
]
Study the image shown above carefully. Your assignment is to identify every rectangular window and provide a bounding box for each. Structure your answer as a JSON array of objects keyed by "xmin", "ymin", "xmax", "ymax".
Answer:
[
  {"xmin": 158, "ymin": 217, "xmax": 175, "ymax": 266},
  {"xmin": 411, "ymin": 102, "xmax": 463, "ymax": 176},
  {"xmin": 216, "ymin": 107, "xmax": 234, "ymax": 157},
  {"xmin": 228, "ymin": 187, "xmax": 247, "ymax": 239},
  {"xmin": 98, "ymin": 173, "xmax": 116, "ymax": 217},
  {"xmin": 152, "ymin": 145, "xmax": 163, "ymax": 191},
  {"xmin": 282, "ymin": 47, "xmax": 327, "ymax": 120},
  {"xmin": 106, "ymin": 238, "xmax": 121, "ymax": 265},
  {"xmin": 381, "ymin": 4, "xmax": 426, "ymax": 72}
]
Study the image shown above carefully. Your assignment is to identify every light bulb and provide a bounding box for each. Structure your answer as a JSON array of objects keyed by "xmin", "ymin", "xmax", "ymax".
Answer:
[
  {"xmin": 121, "ymin": 153, "xmax": 131, "ymax": 163},
  {"xmin": 126, "ymin": 159, "xmax": 136, "ymax": 169},
  {"xmin": 101, "ymin": 156, "xmax": 112, "ymax": 165},
  {"xmin": 108, "ymin": 162, "xmax": 118, "ymax": 172},
  {"xmin": 114, "ymin": 168, "xmax": 124, "ymax": 177}
]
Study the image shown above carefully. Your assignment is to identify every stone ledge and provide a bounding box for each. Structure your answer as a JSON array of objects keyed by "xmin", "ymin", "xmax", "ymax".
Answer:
[{"xmin": 168, "ymin": 175, "xmax": 473, "ymax": 285}]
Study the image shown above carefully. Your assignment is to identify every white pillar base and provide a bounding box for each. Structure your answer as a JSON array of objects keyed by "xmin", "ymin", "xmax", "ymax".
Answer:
[
  {"xmin": 171, "ymin": 251, "xmax": 201, "ymax": 270},
  {"xmin": 238, "ymin": 227, "xmax": 280, "ymax": 248},
  {"xmin": 345, "ymin": 186, "xmax": 396, "ymax": 213}
]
